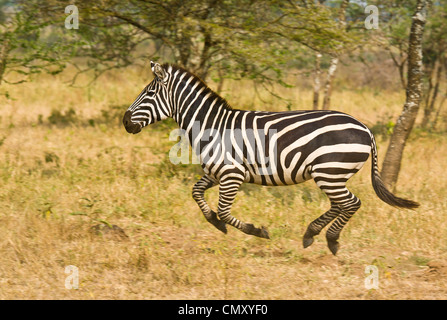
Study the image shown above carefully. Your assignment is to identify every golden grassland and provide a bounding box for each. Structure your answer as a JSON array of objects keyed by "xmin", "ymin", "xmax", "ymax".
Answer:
[{"xmin": 0, "ymin": 67, "xmax": 447, "ymax": 299}]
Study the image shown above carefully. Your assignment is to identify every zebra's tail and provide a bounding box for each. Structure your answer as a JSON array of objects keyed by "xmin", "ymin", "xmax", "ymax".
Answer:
[{"xmin": 370, "ymin": 135, "xmax": 420, "ymax": 209}]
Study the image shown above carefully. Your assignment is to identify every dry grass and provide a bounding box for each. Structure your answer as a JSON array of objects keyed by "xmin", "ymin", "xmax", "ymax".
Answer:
[{"xmin": 0, "ymin": 67, "xmax": 447, "ymax": 300}]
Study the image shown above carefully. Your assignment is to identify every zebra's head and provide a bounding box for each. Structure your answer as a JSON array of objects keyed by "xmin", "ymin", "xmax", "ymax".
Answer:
[{"xmin": 123, "ymin": 61, "xmax": 171, "ymax": 134}]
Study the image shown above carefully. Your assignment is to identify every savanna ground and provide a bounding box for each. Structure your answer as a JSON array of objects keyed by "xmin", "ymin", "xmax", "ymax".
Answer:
[{"xmin": 1, "ymin": 63, "xmax": 447, "ymax": 300}]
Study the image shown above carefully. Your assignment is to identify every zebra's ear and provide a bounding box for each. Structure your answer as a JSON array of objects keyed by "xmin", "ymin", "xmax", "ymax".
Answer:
[{"xmin": 151, "ymin": 61, "xmax": 167, "ymax": 82}]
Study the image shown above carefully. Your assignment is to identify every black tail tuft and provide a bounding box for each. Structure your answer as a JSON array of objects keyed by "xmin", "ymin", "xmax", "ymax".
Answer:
[
  {"xmin": 370, "ymin": 136, "xmax": 420, "ymax": 209},
  {"xmin": 371, "ymin": 170, "xmax": 420, "ymax": 209}
]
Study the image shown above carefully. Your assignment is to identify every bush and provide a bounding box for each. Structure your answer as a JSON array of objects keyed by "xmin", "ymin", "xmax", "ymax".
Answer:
[
  {"xmin": 48, "ymin": 108, "xmax": 78, "ymax": 126},
  {"xmin": 370, "ymin": 116, "xmax": 395, "ymax": 140}
]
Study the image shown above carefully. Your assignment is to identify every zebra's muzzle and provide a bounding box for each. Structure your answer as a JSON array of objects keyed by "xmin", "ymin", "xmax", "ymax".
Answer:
[{"xmin": 123, "ymin": 111, "xmax": 142, "ymax": 134}]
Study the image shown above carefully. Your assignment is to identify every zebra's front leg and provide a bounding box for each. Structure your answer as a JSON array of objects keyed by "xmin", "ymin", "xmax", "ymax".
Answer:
[
  {"xmin": 217, "ymin": 176, "xmax": 269, "ymax": 239},
  {"xmin": 193, "ymin": 175, "xmax": 227, "ymax": 234}
]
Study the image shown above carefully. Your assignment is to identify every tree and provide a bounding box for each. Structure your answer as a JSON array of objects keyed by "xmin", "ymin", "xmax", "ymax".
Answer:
[
  {"xmin": 381, "ymin": 0, "xmax": 429, "ymax": 189},
  {"xmin": 312, "ymin": 52, "xmax": 322, "ymax": 110},
  {"xmin": 373, "ymin": 0, "xmax": 446, "ymax": 130},
  {"xmin": 296, "ymin": 0, "xmax": 365, "ymax": 110},
  {"xmin": 20, "ymin": 0, "xmax": 287, "ymax": 83},
  {"xmin": 0, "ymin": 0, "xmax": 69, "ymax": 96},
  {"xmin": 377, "ymin": 1, "xmax": 415, "ymax": 90},
  {"xmin": 321, "ymin": 0, "xmax": 349, "ymax": 110},
  {"xmin": 20, "ymin": 0, "xmax": 366, "ymax": 94},
  {"xmin": 419, "ymin": 1, "xmax": 447, "ymax": 128}
]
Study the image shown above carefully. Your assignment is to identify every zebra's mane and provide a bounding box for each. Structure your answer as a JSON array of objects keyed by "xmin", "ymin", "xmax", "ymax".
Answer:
[{"xmin": 164, "ymin": 63, "xmax": 233, "ymax": 110}]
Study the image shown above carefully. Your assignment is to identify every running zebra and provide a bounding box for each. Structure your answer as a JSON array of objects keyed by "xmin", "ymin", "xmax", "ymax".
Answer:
[{"xmin": 123, "ymin": 62, "xmax": 419, "ymax": 255}]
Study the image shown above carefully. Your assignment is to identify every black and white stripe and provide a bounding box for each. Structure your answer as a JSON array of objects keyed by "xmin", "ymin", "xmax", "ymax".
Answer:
[{"xmin": 123, "ymin": 62, "xmax": 419, "ymax": 255}]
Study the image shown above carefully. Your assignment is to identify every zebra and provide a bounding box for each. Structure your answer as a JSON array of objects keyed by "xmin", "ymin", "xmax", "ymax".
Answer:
[{"xmin": 123, "ymin": 61, "xmax": 419, "ymax": 255}]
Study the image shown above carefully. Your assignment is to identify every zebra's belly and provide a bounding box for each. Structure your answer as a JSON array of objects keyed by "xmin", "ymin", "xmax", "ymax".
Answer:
[
  {"xmin": 200, "ymin": 161, "xmax": 309, "ymax": 186},
  {"xmin": 242, "ymin": 161, "xmax": 313, "ymax": 186},
  {"xmin": 200, "ymin": 143, "xmax": 371, "ymax": 187}
]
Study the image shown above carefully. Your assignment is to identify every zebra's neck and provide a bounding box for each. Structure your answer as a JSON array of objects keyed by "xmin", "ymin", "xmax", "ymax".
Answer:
[{"xmin": 168, "ymin": 66, "xmax": 233, "ymax": 134}]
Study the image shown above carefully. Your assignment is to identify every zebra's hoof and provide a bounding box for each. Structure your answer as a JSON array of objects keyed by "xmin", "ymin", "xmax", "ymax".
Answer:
[
  {"xmin": 214, "ymin": 220, "xmax": 228, "ymax": 234},
  {"xmin": 259, "ymin": 226, "xmax": 270, "ymax": 239},
  {"xmin": 243, "ymin": 223, "xmax": 270, "ymax": 239},
  {"xmin": 206, "ymin": 210, "xmax": 227, "ymax": 234},
  {"xmin": 302, "ymin": 236, "xmax": 314, "ymax": 249},
  {"xmin": 327, "ymin": 240, "xmax": 339, "ymax": 256},
  {"xmin": 303, "ymin": 228, "xmax": 318, "ymax": 248},
  {"xmin": 326, "ymin": 233, "xmax": 340, "ymax": 255}
]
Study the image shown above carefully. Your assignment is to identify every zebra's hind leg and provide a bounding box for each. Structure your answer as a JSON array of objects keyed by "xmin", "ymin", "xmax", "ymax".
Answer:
[
  {"xmin": 302, "ymin": 179, "xmax": 350, "ymax": 249},
  {"xmin": 217, "ymin": 175, "xmax": 269, "ymax": 239},
  {"xmin": 302, "ymin": 204, "xmax": 342, "ymax": 249},
  {"xmin": 305, "ymin": 165, "xmax": 363, "ymax": 254},
  {"xmin": 325, "ymin": 193, "xmax": 361, "ymax": 255},
  {"xmin": 192, "ymin": 175, "xmax": 227, "ymax": 234}
]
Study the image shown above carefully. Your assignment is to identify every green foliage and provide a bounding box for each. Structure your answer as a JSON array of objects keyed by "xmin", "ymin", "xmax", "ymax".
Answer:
[
  {"xmin": 44, "ymin": 151, "xmax": 60, "ymax": 165},
  {"xmin": 370, "ymin": 117, "xmax": 396, "ymax": 140},
  {"xmin": 47, "ymin": 108, "xmax": 78, "ymax": 126},
  {"xmin": 410, "ymin": 255, "xmax": 430, "ymax": 266},
  {"xmin": 0, "ymin": 1, "xmax": 74, "ymax": 94},
  {"xmin": 99, "ymin": 105, "xmax": 127, "ymax": 127},
  {"xmin": 15, "ymin": 0, "xmax": 368, "ymax": 89}
]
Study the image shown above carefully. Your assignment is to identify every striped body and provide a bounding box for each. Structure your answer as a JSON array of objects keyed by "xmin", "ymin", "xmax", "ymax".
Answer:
[
  {"xmin": 192, "ymin": 109, "xmax": 371, "ymax": 187},
  {"xmin": 123, "ymin": 62, "xmax": 419, "ymax": 255}
]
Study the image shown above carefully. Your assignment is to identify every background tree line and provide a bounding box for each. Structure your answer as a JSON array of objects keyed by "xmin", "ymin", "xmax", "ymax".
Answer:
[{"xmin": 1, "ymin": 0, "xmax": 445, "ymax": 189}]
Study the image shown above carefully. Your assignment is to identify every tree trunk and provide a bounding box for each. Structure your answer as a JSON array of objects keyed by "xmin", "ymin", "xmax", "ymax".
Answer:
[
  {"xmin": 322, "ymin": 57, "xmax": 338, "ymax": 110},
  {"xmin": 421, "ymin": 58, "xmax": 442, "ymax": 128},
  {"xmin": 321, "ymin": 0, "xmax": 348, "ymax": 110},
  {"xmin": 381, "ymin": 0, "xmax": 428, "ymax": 189},
  {"xmin": 313, "ymin": 52, "xmax": 322, "ymax": 110},
  {"xmin": 431, "ymin": 92, "xmax": 447, "ymax": 130},
  {"xmin": 388, "ymin": 47, "xmax": 408, "ymax": 90},
  {"xmin": 0, "ymin": 37, "xmax": 10, "ymax": 85}
]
